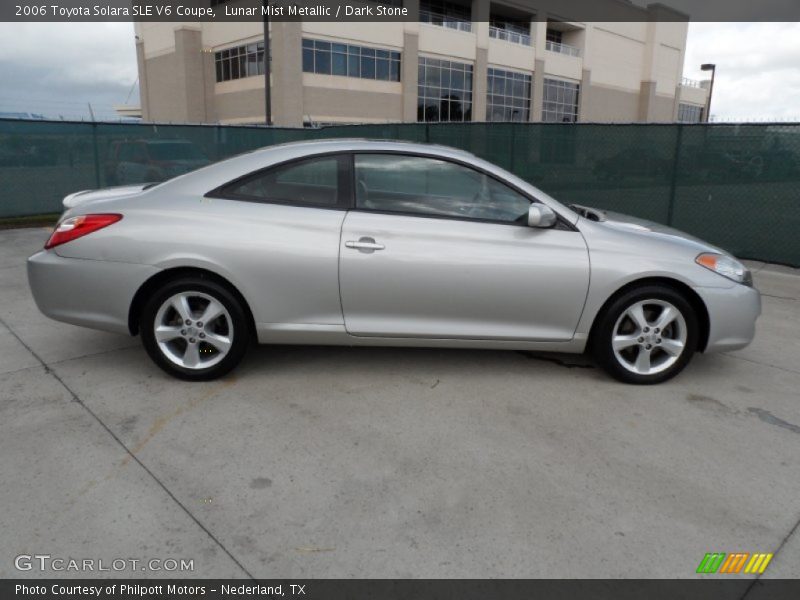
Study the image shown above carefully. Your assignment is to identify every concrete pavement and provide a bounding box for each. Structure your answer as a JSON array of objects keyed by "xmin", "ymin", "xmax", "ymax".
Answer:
[{"xmin": 1, "ymin": 227, "xmax": 799, "ymax": 579}]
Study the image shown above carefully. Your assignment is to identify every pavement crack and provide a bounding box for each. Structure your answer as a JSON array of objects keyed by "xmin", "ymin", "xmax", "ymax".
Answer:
[
  {"xmin": 0, "ymin": 315, "xmax": 255, "ymax": 580},
  {"xmin": 721, "ymin": 352, "xmax": 800, "ymax": 376},
  {"xmin": 740, "ymin": 511, "xmax": 800, "ymax": 599},
  {"xmin": 760, "ymin": 292, "xmax": 799, "ymax": 302},
  {"xmin": 46, "ymin": 344, "xmax": 140, "ymax": 368}
]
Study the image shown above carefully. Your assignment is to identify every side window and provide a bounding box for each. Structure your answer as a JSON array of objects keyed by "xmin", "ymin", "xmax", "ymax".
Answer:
[
  {"xmin": 354, "ymin": 154, "xmax": 531, "ymax": 223},
  {"xmin": 220, "ymin": 156, "xmax": 343, "ymax": 207}
]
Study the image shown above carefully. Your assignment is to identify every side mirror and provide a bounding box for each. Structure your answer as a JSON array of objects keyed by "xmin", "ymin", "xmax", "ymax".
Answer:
[{"xmin": 527, "ymin": 204, "xmax": 557, "ymax": 228}]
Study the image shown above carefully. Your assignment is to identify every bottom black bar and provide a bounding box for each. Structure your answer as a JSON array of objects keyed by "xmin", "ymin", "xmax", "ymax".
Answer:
[{"xmin": 4, "ymin": 579, "xmax": 800, "ymax": 600}]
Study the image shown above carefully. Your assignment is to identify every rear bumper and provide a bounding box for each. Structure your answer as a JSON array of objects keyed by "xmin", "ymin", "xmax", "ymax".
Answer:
[
  {"xmin": 696, "ymin": 283, "xmax": 761, "ymax": 353},
  {"xmin": 27, "ymin": 250, "xmax": 160, "ymax": 335}
]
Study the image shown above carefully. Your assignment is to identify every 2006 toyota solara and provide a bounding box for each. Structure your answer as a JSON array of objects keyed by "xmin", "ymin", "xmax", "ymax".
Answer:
[{"xmin": 27, "ymin": 140, "xmax": 760, "ymax": 384}]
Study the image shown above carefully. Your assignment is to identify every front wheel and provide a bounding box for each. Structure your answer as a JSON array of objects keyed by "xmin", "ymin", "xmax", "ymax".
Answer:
[
  {"xmin": 140, "ymin": 277, "xmax": 250, "ymax": 381},
  {"xmin": 592, "ymin": 285, "xmax": 698, "ymax": 384}
]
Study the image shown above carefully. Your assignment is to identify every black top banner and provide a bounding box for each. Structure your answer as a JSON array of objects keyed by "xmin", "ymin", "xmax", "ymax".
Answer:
[
  {"xmin": 3, "ymin": 0, "xmax": 800, "ymax": 22},
  {"xmin": 5, "ymin": 579, "xmax": 800, "ymax": 600}
]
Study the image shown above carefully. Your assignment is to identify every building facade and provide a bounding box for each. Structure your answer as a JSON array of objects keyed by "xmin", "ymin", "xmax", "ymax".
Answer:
[{"xmin": 134, "ymin": 0, "xmax": 710, "ymax": 126}]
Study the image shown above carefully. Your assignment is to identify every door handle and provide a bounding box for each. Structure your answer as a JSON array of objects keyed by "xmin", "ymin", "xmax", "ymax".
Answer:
[{"xmin": 345, "ymin": 237, "xmax": 385, "ymax": 252}]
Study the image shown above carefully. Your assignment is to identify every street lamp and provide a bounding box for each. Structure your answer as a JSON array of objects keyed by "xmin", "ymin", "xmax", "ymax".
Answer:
[
  {"xmin": 700, "ymin": 63, "xmax": 716, "ymax": 123},
  {"xmin": 263, "ymin": 0, "xmax": 272, "ymax": 126}
]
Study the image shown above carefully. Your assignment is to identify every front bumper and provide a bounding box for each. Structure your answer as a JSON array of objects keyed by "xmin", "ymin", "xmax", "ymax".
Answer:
[
  {"xmin": 696, "ymin": 283, "xmax": 761, "ymax": 353},
  {"xmin": 27, "ymin": 250, "xmax": 160, "ymax": 336}
]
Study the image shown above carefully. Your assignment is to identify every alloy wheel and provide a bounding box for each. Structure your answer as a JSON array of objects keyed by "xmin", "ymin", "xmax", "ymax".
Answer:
[
  {"xmin": 611, "ymin": 299, "xmax": 688, "ymax": 376},
  {"xmin": 153, "ymin": 291, "xmax": 233, "ymax": 370}
]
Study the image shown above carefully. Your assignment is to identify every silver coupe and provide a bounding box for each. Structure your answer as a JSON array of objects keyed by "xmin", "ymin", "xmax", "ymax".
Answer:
[{"xmin": 28, "ymin": 140, "xmax": 760, "ymax": 384}]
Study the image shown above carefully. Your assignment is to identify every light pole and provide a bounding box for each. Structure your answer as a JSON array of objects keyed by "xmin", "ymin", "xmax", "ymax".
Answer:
[
  {"xmin": 263, "ymin": 0, "xmax": 272, "ymax": 126},
  {"xmin": 701, "ymin": 63, "xmax": 716, "ymax": 122}
]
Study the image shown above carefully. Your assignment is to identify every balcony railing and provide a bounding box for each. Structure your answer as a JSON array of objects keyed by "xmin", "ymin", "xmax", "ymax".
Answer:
[
  {"xmin": 489, "ymin": 26, "xmax": 532, "ymax": 46},
  {"xmin": 419, "ymin": 9, "xmax": 473, "ymax": 33},
  {"xmin": 545, "ymin": 40, "xmax": 581, "ymax": 58},
  {"xmin": 680, "ymin": 77, "xmax": 703, "ymax": 89}
]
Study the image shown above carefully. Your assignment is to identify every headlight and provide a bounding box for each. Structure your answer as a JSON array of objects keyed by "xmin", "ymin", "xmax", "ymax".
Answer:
[{"xmin": 695, "ymin": 253, "xmax": 753, "ymax": 286}]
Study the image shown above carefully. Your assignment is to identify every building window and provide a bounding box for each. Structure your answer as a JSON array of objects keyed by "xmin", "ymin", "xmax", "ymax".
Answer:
[
  {"xmin": 302, "ymin": 39, "xmax": 401, "ymax": 82},
  {"xmin": 546, "ymin": 29, "xmax": 563, "ymax": 44},
  {"xmin": 486, "ymin": 68, "xmax": 531, "ymax": 122},
  {"xmin": 215, "ymin": 42, "xmax": 265, "ymax": 83},
  {"xmin": 417, "ymin": 57, "xmax": 473, "ymax": 122},
  {"xmin": 678, "ymin": 103, "xmax": 703, "ymax": 123},
  {"xmin": 542, "ymin": 78, "xmax": 579, "ymax": 123},
  {"xmin": 420, "ymin": 0, "xmax": 472, "ymax": 33}
]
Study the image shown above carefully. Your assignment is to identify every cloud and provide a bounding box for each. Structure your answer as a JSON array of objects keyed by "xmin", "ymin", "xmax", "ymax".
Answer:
[
  {"xmin": 0, "ymin": 23, "xmax": 138, "ymax": 119},
  {"xmin": 684, "ymin": 23, "xmax": 800, "ymax": 121}
]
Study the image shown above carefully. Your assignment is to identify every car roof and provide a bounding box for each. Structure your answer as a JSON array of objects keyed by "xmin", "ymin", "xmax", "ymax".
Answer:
[
  {"xmin": 155, "ymin": 138, "xmax": 479, "ymax": 194},
  {"xmin": 247, "ymin": 138, "xmax": 476, "ymax": 159}
]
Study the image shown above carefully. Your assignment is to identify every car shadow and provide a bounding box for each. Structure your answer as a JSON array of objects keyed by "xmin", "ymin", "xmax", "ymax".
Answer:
[{"xmin": 238, "ymin": 343, "xmax": 597, "ymax": 377}]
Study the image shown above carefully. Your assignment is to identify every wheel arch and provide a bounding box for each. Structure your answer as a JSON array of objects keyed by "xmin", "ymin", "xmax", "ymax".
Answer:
[
  {"xmin": 587, "ymin": 277, "xmax": 710, "ymax": 353},
  {"xmin": 128, "ymin": 266, "xmax": 257, "ymax": 338}
]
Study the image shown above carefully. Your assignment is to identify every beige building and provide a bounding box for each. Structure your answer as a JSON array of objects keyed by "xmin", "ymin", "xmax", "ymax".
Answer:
[{"xmin": 134, "ymin": 1, "xmax": 710, "ymax": 126}]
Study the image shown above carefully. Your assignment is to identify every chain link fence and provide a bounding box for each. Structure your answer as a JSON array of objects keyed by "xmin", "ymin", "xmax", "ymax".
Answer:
[{"xmin": 1, "ymin": 119, "xmax": 798, "ymax": 266}]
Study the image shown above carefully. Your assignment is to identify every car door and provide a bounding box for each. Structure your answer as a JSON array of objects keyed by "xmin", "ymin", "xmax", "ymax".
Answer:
[
  {"xmin": 339, "ymin": 153, "xmax": 590, "ymax": 341},
  {"xmin": 204, "ymin": 154, "xmax": 350, "ymax": 332}
]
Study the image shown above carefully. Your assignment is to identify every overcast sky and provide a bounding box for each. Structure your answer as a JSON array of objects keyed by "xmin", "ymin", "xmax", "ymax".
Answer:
[
  {"xmin": 0, "ymin": 22, "xmax": 798, "ymax": 121},
  {"xmin": 684, "ymin": 22, "xmax": 800, "ymax": 121}
]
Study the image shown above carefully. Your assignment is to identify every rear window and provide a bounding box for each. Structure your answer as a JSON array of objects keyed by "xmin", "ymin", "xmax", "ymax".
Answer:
[{"xmin": 216, "ymin": 155, "xmax": 345, "ymax": 208}]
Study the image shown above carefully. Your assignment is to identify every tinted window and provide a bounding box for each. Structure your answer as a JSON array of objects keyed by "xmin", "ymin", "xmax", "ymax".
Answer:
[
  {"xmin": 354, "ymin": 154, "xmax": 531, "ymax": 223},
  {"xmin": 222, "ymin": 156, "xmax": 342, "ymax": 207}
]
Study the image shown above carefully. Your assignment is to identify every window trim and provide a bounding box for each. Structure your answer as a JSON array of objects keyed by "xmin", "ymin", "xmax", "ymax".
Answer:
[
  {"xmin": 206, "ymin": 152, "xmax": 354, "ymax": 210},
  {"xmin": 206, "ymin": 149, "xmax": 576, "ymax": 231},
  {"xmin": 350, "ymin": 150, "xmax": 576, "ymax": 230}
]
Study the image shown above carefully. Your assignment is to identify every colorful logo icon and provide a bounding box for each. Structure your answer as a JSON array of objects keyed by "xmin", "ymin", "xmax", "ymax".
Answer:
[{"xmin": 696, "ymin": 552, "xmax": 773, "ymax": 574}]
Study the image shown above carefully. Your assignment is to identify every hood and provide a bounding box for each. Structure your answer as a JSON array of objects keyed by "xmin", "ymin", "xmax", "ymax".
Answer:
[
  {"xmin": 571, "ymin": 203, "xmax": 724, "ymax": 251},
  {"xmin": 63, "ymin": 184, "xmax": 152, "ymax": 209}
]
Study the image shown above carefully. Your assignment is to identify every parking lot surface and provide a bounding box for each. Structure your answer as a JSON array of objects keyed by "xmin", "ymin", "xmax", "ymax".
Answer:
[{"xmin": 1, "ymin": 227, "xmax": 799, "ymax": 579}]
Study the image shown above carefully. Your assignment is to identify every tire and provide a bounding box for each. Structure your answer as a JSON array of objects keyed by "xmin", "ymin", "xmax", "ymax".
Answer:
[
  {"xmin": 591, "ymin": 285, "xmax": 698, "ymax": 384},
  {"xmin": 139, "ymin": 277, "xmax": 250, "ymax": 381}
]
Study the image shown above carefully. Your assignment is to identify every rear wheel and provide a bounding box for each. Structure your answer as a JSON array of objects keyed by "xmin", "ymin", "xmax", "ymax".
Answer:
[
  {"xmin": 140, "ymin": 277, "xmax": 249, "ymax": 381},
  {"xmin": 592, "ymin": 285, "xmax": 698, "ymax": 384}
]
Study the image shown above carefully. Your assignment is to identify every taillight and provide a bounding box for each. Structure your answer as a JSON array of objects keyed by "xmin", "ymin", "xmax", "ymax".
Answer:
[{"xmin": 45, "ymin": 214, "xmax": 122, "ymax": 249}]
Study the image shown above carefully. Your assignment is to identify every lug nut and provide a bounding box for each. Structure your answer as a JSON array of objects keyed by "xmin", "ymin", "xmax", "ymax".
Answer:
[
  {"xmin": 181, "ymin": 329, "xmax": 187, "ymax": 335},
  {"xmin": 638, "ymin": 337, "xmax": 644, "ymax": 343},
  {"xmin": 654, "ymin": 328, "xmax": 660, "ymax": 333},
  {"xmin": 199, "ymin": 333, "xmax": 205, "ymax": 339},
  {"xmin": 189, "ymin": 338, "xmax": 196, "ymax": 344},
  {"xmin": 656, "ymin": 338, "xmax": 662, "ymax": 344},
  {"xmin": 645, "ymin": 344, "xmax": 652, "ymax": 350},
  {"xmin": 185, "ymin": 319, "xmax": 191, "ymax": 326},
  {"xmin": 197, "ymin": 321, "xmax": 203, "ymax": 327},
  {"xmin": 643, "ymin": 326, "xmax": 650, "ymax": 333}
]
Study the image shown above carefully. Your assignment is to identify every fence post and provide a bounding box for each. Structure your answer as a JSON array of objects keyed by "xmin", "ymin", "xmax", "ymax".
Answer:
[
  {"xmin": 666, "ymin": 123, "xmax": 683, "ymax": 226},
  {"xmin": 91, "ymin": 122, "xmax": 101, "ymax": 189}
]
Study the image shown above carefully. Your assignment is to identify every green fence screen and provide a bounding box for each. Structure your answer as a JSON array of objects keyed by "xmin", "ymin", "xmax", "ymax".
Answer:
[{"xmin": 2, "ymin": 119, "xmax": 799, "ymax": 266}]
